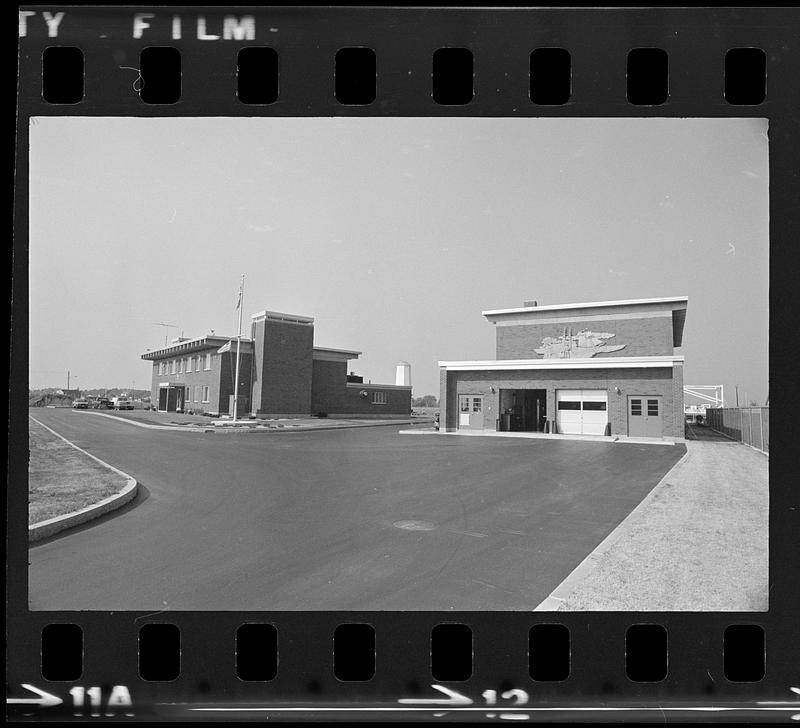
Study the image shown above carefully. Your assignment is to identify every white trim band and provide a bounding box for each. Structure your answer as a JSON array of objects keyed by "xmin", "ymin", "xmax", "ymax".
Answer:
[
  {"xmin": 482, "ymin": 296, "xmax": 688, "ymax": 317},
  {"xmin": 439, "ymin": 355, "xmax": 685, "ymax": 371}
]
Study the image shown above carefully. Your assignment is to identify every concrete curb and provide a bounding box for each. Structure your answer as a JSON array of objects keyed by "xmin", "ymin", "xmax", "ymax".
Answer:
[
  {"xmin": 398, "ymin": 429, "xmax": 677, "ymax": 446},
  {"xmin": 77, "ymin": 410, "xmax": 419, "ymax": 434},
  {"xmin": 532, "ymin": 443, "xmax": 693, "ymax": 611},
  {"xmin": 28, "ymin": 416, "xmax": 139, "ymax": 543}
]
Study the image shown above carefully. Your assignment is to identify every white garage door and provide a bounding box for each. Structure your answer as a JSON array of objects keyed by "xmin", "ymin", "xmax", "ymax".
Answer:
[{"xmin": 556, "ymin": 389, "xmax": 608, "ymax": 435}]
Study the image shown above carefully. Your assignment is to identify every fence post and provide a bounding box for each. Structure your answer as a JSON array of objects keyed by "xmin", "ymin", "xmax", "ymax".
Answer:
[{"xmin": 759, "ymin": 408, "xmax": 764, "ymax": 452}]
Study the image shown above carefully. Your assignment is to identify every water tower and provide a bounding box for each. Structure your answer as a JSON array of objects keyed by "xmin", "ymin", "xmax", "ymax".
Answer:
[{"xmin": 395, "ymin": 361, "xmax": 411, "ymax": 387}]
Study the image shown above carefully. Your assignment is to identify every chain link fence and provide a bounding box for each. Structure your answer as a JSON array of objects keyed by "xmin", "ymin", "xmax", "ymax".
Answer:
[{"xmin": 704, "ymin": 407, "xmax": 769, "ymax": 454}]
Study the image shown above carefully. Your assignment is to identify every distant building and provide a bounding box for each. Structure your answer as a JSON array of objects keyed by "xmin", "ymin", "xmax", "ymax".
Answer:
[
  {"xmin": 141, "ymin": 309, "xmax": 411, "ymax": 418},
  {"xmin": 438, "ymin": 296, "xmax": 688, "ymax": 439}
]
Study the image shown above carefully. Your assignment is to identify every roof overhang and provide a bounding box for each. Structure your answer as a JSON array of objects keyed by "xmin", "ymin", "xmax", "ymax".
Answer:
[
  {"xmin": 439, "ymin": 355, "xmax": 684, "ymax": 371},
  {"xmin": 313, "ymin": 346, "xmax": 362, "ymax": 362},
  {"xmin": 251, "ymin": 310, "xmax": 314, "ymax": 326},
  {"xmin": 141, "ymin": 336, "xmax": 252, "ymax": 360}
]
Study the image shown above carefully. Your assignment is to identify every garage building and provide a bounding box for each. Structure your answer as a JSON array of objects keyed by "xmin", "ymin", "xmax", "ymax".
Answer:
[{"xmin": 439, "ymin": 296, "xmax": 688, "ymax": 440}]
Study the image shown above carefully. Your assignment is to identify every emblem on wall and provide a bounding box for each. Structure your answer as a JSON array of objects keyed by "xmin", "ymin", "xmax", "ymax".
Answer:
[{"xmin": 534, "ymin": 328, "xmax": 626, "ymax": 359}]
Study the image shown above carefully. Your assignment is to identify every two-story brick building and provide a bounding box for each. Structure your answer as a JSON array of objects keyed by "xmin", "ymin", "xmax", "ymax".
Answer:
[
  {"xmin": 438, "ymin": 296, "xmax": 688, "ymax": 439},
  {"xmin": 141, "ymin": 309, "xmax": 411, "ymax": 418}
]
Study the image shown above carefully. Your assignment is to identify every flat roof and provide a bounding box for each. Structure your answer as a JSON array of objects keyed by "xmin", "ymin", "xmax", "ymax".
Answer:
[
  {"xmin": 141, "ymin": 335, "xmax": 252, "ymax": 360},
  {"xmin": 482, "ymin": 296, "xmax": 688, "ymax": 317},
  {"xmin": 251, "ymin": 310, "xmax": 314, "ymax": 325}
]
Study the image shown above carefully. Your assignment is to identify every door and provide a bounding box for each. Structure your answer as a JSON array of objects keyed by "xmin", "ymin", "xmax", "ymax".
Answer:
[
  {"xmin": 628, "ymin": 395, "xmax": 663, "ymax": 437},
  {"xmin": 458, "ymin": 395, "xmax": 485, "ymax": 430},
  {"xmin": 556, "ymin": 389, "xmax": 608, "ymax": 435}
]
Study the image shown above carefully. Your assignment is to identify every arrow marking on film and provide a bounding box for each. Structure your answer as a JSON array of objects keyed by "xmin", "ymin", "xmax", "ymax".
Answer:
[
  {"xmin": 398, "ymin": 685, "xmax": 473, "ymax": 706},
  {"xmin": 6, "ymin": 684, "xmax": 63, "ymax": 708}
]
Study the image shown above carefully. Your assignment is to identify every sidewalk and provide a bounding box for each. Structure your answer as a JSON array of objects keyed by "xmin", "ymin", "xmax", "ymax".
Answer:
[
  {"xmin": 75, "ymin": 409, "xmax": 427, "ymax": 433},
  {"xmin": 535, "ymin": 439, "xmax": 768, "ymax": 611},
  {"xmin": 399, "ymin": 428, "xmax": 680, "ymax": 446}
]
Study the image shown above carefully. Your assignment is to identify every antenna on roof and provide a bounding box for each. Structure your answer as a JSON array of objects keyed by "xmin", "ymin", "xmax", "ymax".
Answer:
[{"xmin": 152, "ymin": 322, "xmax": 178, "ymax": 347}]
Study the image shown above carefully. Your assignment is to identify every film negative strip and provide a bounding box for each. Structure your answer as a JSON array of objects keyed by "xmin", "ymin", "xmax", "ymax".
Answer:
[{"xmin": 10, "ymin": 5, "xmax": 798, "ymax": 723}]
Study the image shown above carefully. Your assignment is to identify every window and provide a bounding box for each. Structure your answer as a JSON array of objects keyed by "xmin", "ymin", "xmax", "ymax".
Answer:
[
  {"xmin": 460, "ymin": 398, "xmax": 470, "ymax": 413},
  {"xmin": 647, "ymin": 399, "xmax": 659, "ymax": 416},
  {"xmin": 557, "ymin": 401, "xmax": 581, "ymax": 410},
  {"xmin": 204, "ymin": 354, "xmax": 212, "ymax": 370},
  {"xmin": 631, "ymin": 399, "xmax": 642, "ymax": 416},
  {"xmin": 158, "ymin": 362, "xmax": 164, "ymax": 375},
  {"xmin": 472, "ymin": 397, "xmax": 482, "ymax": 413},
  {"xmin": 170, "ymin": 359, "xmax": 176, "ymax": 374},
  {"xmin": 202, "ymin": 386, "xmax": 210, "ymax": 403},
  {"xmin": 178, "ymin": 359, "xmax": 183, "ymax": 373},
  {"xmin": 372, "ymin": 391, "xmax": 387, "ymax": 405},
  {"xmin": 583, "ymin": 401, "xmax": 607, "ymax": 411},
  {"xmin": 186, "ymin": 357, "xmax": 192, "ymax": 373}
]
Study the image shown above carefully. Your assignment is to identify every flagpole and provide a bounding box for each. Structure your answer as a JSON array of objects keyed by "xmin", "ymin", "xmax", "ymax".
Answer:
[{"xmin": 233, "ymin": 274, "xmax": 244, "ymax": 422}]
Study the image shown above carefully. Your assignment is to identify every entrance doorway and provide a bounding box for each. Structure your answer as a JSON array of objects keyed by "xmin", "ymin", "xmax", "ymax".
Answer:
[
  {"xmin": 499, "ymin": 389, "xmax": 547, "ymax": 432},
  {"xmin": 458, "ymin": 394, "xmax": 485, "ymax": 430},
  {"xmin": 158, "ymin": 385, "xmax": 186, "ymax": 413},
  {"xmin": 628, "ymin": 395, "xmax": 664, "ymax": 437}
]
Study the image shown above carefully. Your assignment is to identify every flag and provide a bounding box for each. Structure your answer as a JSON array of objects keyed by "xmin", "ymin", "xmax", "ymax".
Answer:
[
  {"xmin": 235, "ymin": 285, "xmax": 242, "ymax": 310},
  {"xmin": 217, "ymin": 340, "xmax": 232, "ymax": 354}
]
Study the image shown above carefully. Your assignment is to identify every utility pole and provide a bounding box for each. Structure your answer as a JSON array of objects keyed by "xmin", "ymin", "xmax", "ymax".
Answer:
[
  {"xmin": 735, "ymin": 385, "xmax": 739, "ymax": 407},
  {"xmin": 66, "ymin": 370, "xmax": 70, "ymax": 390}
]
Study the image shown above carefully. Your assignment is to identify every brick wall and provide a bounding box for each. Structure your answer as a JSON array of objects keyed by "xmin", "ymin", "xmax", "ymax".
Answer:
[
  {"xmin": 311, "ymin": 360, "xmax": 410, "ymax": 415},
  {"xmin": 217, "ymin": 350, "xmax": 253, "ymax": 414},
  {"xmin": 149, "ymin": 349, "xmax": 229, "ymax": 414},
  {"xmin": 441, "ymin": 367, "xmax": 681, "ymax": 437},
  {"xmin": 310, "ymin": 359, "xmax": 347, "ymax": 413},
  {"xmin": 496, "ymin": 315, "xmax": 674, "ymax": 359},
  {"xmin": 251, "ymin": 318, "xmax": 314, "ymax": 415}
]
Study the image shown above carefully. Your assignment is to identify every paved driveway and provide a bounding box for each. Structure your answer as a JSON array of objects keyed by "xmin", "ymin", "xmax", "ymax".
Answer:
[{"xmin": 28, "ymin": 409, "xmax": 685, "ymax": 610}]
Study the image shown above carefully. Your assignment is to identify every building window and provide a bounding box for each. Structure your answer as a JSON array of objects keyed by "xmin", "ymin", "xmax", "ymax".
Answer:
[
  {"xmin": 178, "ymin": 358, "xmax": 183, "ymax": 373},
  {"xmin": 647, "ymin": 399, "xmax": 660, "ymax": 416},
  {"xmin": 170, "ymin": 360, "xmax": 176, "ymax": 374},
  {"xmin": 204, "ymin": 354, "xmax": 212, "ymax": 370},
  {"xmin": 372, "ymin": 391, "xmax": 388, "ymax": 405},
  {"xmin": 186, "ymin": 357, "xmax": 192, "ymax": 373},
  {"xmin": 630, "ymin": 399, "xmax": 642, "ymax": 416},
  {"xmin": 472, "ymin": 397, "xmax": 482, "ymax": 412},
  {"xmin": 202, "ymin": 386, "xmax": 210, "ymax": 403},
  {"xmin": 583, "ymin": 401, "xmax": 607, "ymax": 411},
  {"xmin": 460, "ymin": 398, "xmax": 470, "ymax": 413},
  {"xmin": 557, "ymin": 401, "xmax": 581, "ymax": 410},
  {"xmin": 157, "ymin": 362, "xmax": 164, "ymax": 375}
]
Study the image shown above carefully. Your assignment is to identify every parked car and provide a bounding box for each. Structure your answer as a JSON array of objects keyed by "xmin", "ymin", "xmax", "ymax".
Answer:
[
  {"xmin": 112, "ymin": 397, "xmax": 134, "ymax": 410},
  {"xmin": 72, "ymin": 398, "xmax": 90, "ymax": 409},
  {"xmin": 93, "ymin": 397, "xmax": 113, "ymax": 409}
]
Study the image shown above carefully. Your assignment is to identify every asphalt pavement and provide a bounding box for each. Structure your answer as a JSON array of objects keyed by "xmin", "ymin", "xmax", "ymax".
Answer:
[{"xmin": 28, "ymin": 408, "xmax": 685, "ymax": 611}]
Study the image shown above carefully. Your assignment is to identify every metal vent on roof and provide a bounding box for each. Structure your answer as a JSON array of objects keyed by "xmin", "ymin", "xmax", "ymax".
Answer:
[{"xmin": 523, "ymin": 300, "xmax": 538, "ymax": 307}]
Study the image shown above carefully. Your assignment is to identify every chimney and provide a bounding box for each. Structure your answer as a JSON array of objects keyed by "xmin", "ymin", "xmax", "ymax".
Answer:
[{"xmin": 523, "ymin": 300, "xmax": 538, "ymax": 307}]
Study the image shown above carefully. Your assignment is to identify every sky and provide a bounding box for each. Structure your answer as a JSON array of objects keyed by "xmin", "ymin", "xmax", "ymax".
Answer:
[{"xmin": 28, "ymin": 117, "xmax": 768, "ymax": 405}]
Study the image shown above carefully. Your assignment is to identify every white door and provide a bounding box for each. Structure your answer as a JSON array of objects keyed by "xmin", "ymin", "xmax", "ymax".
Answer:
[{"xmin": 556, "ymin": 389, "xmax": 608, "ymax": 435}]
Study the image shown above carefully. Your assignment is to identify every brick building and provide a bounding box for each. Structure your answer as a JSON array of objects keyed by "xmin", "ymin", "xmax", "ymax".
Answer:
[
  {"xmin": 142, "ymin": 309, "xmax": 411, "ymax": 418},
  {"xmin": 439, "ymin": 297, "xmax": 688, "ymax": 439}
]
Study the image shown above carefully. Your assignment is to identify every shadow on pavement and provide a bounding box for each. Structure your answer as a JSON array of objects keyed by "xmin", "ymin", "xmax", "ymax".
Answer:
[{"xmin": 29, "ymin": 483, "xmax": 151, "ymax": 548}]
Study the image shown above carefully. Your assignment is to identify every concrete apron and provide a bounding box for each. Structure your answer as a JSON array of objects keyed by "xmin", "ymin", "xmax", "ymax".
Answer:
[{"xmin": 398, "ymin": 429, "xmax": 682, "ymax": 446}]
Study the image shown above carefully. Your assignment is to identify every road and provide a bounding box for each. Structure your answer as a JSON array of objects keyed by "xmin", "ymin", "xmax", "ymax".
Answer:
[{"xmin": 28, "ymin": 409, "xmax": 685, "ymax": 610}]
